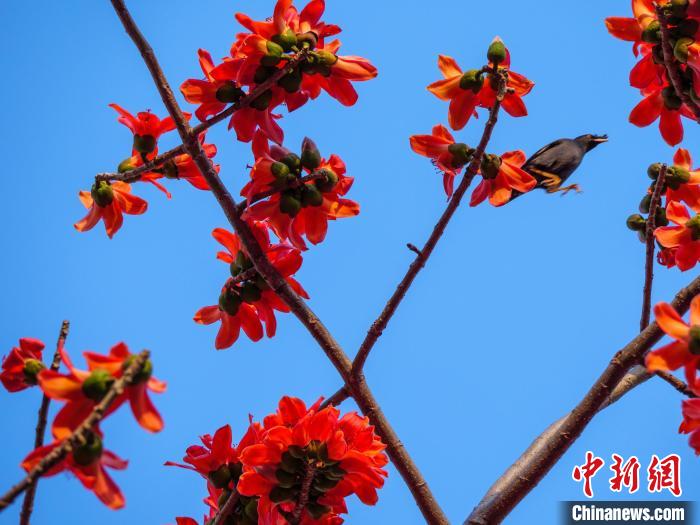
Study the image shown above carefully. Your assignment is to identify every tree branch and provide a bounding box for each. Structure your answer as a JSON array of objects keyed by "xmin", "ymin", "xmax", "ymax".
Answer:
[
  {"xmin": 353, "ymin": 68, "xmax": 509, "ymax": 375},
  {"xmin": 212, "ymin": 490, "xmax": 240, "ymax": 525},
  {"xmin": 320, "ymin": 387, "xmax": 351, "ymax": 410},
  {"xmin": 107, "ymin": 2, "xmax": 448, "ymax": 523},
  {"xmin": 18, "ymin": 321, "xmax": 70, "ymax": 525},
  {"xmin": 641, "ymin": 165, "xmax": 667, "ymax": 330},
  {"xmin": 465, "ymin": 275, "xmax": 700, "ymax": 524},
  {"xmin": 0, "ymin": 350, "xmax": 150, "ymax": 512}
]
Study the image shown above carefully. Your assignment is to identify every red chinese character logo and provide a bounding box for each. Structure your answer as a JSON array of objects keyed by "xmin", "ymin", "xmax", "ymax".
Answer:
[
  {"xmin": 609, "ymin": 454, "xmax": 640, "ymax": 493},
  {"xmin": 572, "ymin": 451, "xmax": 605, "ymax": 498},
  {"xmin": 648, "ymin": 454, "xmax": 682, "ymax": 497}
]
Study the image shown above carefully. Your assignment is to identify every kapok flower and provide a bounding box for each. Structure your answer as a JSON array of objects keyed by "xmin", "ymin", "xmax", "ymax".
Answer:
[
  {"xmin": 664, "ymin": 149, "xmax": 700, "ymax": 212},
  {"xmin": 194, "ymin": 223, "xmax": 308, "ymax": 349},
  {"xmin": 605, "ymin": 0, "xmax": 659, "ymax": 45},
  {"xmin": 629, "ymin": 83, "xmax": 693, "ymax": 146},
  {"xmin": 680, "ymin": 398, "xmax": 700, "ymax": 454},
  {"xmin": 238, "ymin": 396, "xmax": 388, "ymax": 524},
  {"xmin": 0, "ymin": 338, "xmax": 45, "ymax": 392},
  {"xmin": 654, "ymin": 201, "xmax": 700, "ymax": 270},
  {"xmin": 74, "ymin": 181, "xmax": 147, "ymax": 239},
  {"xmin": 427, "ymin": 41, "xmax": 534, "ymax": 131},
  {"xmin": 645, "ymin": 295, "xmax": 700, "ymax": 389},
  {"xmin": 22, "ymin": 431, "xmax": 127, "ymax": 509},
  {"xmin": 39, "ymin": 343, "xmax": 163, "ymax": 438},
  {"xmin": 245, "ymin": 147, "xmax": 359, "ymax": 251},
  {"xmin": 470, "ymin": 151, "xmax": 537, "ymax": 207},
  {"xmin": 110, "ymin": 104, "xmax": 188, "ymax": 160},
  {"xmin": 409, "ymin": 125, "xmax": 474, "ymax": 197}
]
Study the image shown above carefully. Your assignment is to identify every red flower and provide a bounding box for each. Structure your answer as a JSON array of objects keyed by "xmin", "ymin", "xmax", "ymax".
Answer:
[
  {"xmin": 654, "ymin": 201, "xmax": 700, "ymax": 270},
  {"xmin": 110, "ymin": 104, "xmax": 188, "ymax": 160},
  {"xmin": 409, "ymin": 125, "xmax": 473, "ymax": 197},
  {"xmin": 22, "ymin": 431, "xmax": 127, "ymax": 509},
  {"xmin": 194, "ymin": 223, "xmax": 308, "ymax": 349},
  {"xmin": 245, "ymin": 147, "xmax": 359, "ymax": 251},
  {"xmin": 470, "ymin": 151, "xmax": 537, "ymax": 207},
  {"xmin": 428, "ymin": 41, "xmax": 534, "ymax": 131},
  {"xmin": 605, "ymin": 0, "xmax": 658, "ymax": 44},
  {"xmin": 629, "ymin": 83, "xmax": 691, "ymax": 146},
  {"xmin": 665, "ymin": 149, "xmax": 700, "ymax": 212},
  {"xmin": 39, "ymin": 343, "xmax": 164, "ymax": 439},
  {"xmin": 74, "ymin": 181, "xmax": 147, "ymax": 239},
  {"xmin": 680, "ymin": 398, "xmax": 700, "ymax": 454},
  {"xmin": 645, "ymin": 295, "xmax": 700, "ymax": 389},
  {"xmin": 0, "ymin": 338, "xmax": 45, "ymax": 392},
  {"xmin": 237, "ymin": 396, "xmax": 388, "ymax": 524}
]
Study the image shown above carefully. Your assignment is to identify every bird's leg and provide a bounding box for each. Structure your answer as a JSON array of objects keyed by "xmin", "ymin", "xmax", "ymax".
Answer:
[{"xmin": 547, "ymin": 183, "xmax": 582, "ymax": 196}]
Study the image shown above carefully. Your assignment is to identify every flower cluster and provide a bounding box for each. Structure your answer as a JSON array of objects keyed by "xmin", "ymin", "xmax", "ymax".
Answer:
[
  {"xmin": 646, "ymin": 297, "xmax": 700, "ymax": 454},
  {"xmin": 409, "ymin": 39, "xmax": 537, "ymax": 206},
  {"xmin": 169, "ymin": 396, "xmax": 388, "ymax": 525},
  {"xmin": 606, "ymin": 0, "xmax": 700, "ymax": 145},
  {"xmin": 1, "ymin": 339, "xmax": 165, "ymax": 508},
  {"xmin": 625, "ymin": 149, "xmax": 700, "ymax": 270}
]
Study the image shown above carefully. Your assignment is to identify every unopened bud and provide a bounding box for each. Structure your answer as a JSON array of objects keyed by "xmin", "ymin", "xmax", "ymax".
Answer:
[
  {"xmin": 315, "ymin": 168, "xmax": 339, "ymax": 192},
  {"xmin": 215, "ymin": 82, "xmax": 245, "ymax": 104},
  {"xmin": 219, "ymin": 289, "xmax": 242, "ymax": 316},
  {"xmin": 626, "ymin": 213, "xmax": 647, "ymax": 231},
  {"xmin": 133, "ymin": 134, "xmax": 157, "ymax": 155},
  {"xmin": 487, "ymin": 38, "xmax": 507, "ymax": 65},
  {"xmin": 118, "ymin": 157, "xmax": 137, "ymax": 173},
  {"xmin": 271, "ymin": 161, "xmax": 291, "ymax": 180},
  {"xmin": 297, "ymin": 31, "xmax": 319, "ymax": 49},
  {"xmin": 301, "ymin": 184, "xmax": 324, "ymax": 207},
  {"xmin": 678, "ymin": 18, "xmax": 699, "ymax": 38},
  {"xmin": 668, "ymin": 165, "xmax": 691, "ymax": 184},
  {"xmin": 459, "ymin": 69, "xmax": 484, "ymax": 93},
  {"xmin": 674, "ymin": 37, "xmax": 694, "ymax": 63},
  {"xmin": 254, "ymin": 66, "xmax": 278, "ymax": 85},
  {"xmin": 642, "ymin": 20, "xmax": 662, "ymax": 44},
  {"xmin": 647, "ymin": 162, "xmax": 663, "ymax": 180},
  {"xmin": 655, "ymin": 206, "xmax": 669, "ymax": 227},
  {"xmin": 280, "ymin": 192, "xmax": 302, "ymax": 216},
  {"xmin": 271, "ymin": 30, "xmax": 298, "ymax": 52},
  {"xmin": 262, "ymin": 41, "xmax": 284, "ymax": 67},
  {"xmin": 281, "ymin": 153, "xmax": 302, "ymax": 172},
  {"xmin": 208, "ymin": 464, "xmax": 233, "ymax": 489},
  {"xmin": 301, "ymin": 138, "xmax": 322, "ymax": 170},
  {"xmin": 82, "ymin": 369, "xmax": 115, "ymax": 402},
  {"xmin": 239, "ymin": 282, "xmax": 262, "ymax": 304},
  {"xmin": 639, "ymin": 193, "xmax": 652, "ymax": 214},
  {"xmin": 278, "ymin": 69, "xmax": 302, "ymax": 93},
  {"xmin": 662, "ymin": 86, "xmax": 683, "ymax": 110},
  {"xmin": 672, "ymin": 0, "xmax": 689, "ymax": 17},
  {"xmin": 316, "ymin": 50, "xmax": 338, "ymax": 67}
]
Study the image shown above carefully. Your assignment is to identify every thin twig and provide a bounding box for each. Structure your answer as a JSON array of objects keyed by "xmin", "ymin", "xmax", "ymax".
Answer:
[
  {"xmin": 640, "ymin": 165, "xmax": 667, "ymax": 330},
  {"xmin": 290, "ymin": 463, "xmax": 315, "ymax": 525},
  {"xmin": 656, "ymin": 6, "xmax": 700, "ymax": 121},
  {"xmin": 353, "ymin": 67, "xmax": 508, "ymax": 375},
  {"xmin": 107, "ymin": 2, "xmax": 449, "ymax": 523},
  {"xmin": 320, "ymin": 387, "xmax": 350, "ymax": 410},
  {"xmin": 212, "ymin": 490, "xmax": 240, "ymax": 525},
  {"xmin": 0, "ymin": 350, "xmax": 149, "ymax": 512},
  {"xmin": 465, "ymin": 275, "xmax": 700, "ymax": 525},
  {"xmin": 18, "ymin": 321, "xmax": 70, "ymax": 525}
]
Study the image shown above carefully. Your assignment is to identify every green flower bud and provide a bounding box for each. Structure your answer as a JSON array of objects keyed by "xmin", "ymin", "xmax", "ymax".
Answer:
[
  {"xmin": 262, "ymin": 41, "xmax": 284, "ymax": 67},
  {"xmin": 219, "ymin": 289, "xmax": 242, "ymax": 316},
  {"xmin": 122, "ymin": 355, "xmax": 153, "ymax": 384},
  {"xmin": 23, "ymin": 359, "xmax": 45, "ymax": 385},
  {"xmin": 655, "ymin": 206, "xmax": 669, "ymax": 227},
  {"xmin": 297, "ymin": 31, "xmax": 319, "ymax": 49},
  {"xmin": 269, "ymin": 486, "xmax": 296, "ymax": 503},
  {"xmin": 275, "ymin": 468, "xmax": 298, "ymax": 488},
  {"xmin": 208, "ymin": 464, "xmax": 233, "ymax": 489},
  {"xmin": 480, "ymin": 153, "xmax": 502, "ymax": 180},
  {"xmin": 668, "ymin": 165, "xmax": 691, "ymax": 184},
  {"xmin": 306, "ymin": 503, "xmax": 332, "ymax": 520},
  {"xmin": 250, "ymin": 90, "xmax": 273, "ymax": 111},
  {"xmin": 271, "ymin": 161, "xmax": 291, "ymax": 181},
  {"xmin": 215, "ymin": 82, "xmax": 245, "ymax": 104},
  {"xmin": 301, "ymin": 138, "xmax": 322, "ymax": 170},
  {"xmin": 674, "ymin": 37, "xmax": 694, "ymax": 63},
  {"xmin": 662, "ymin": 86, "xmax": 683, "ymax": 110},
  {"xmin": 652, "ymin": 43, "xmax": 665, "ymax": 64},
  {"xmin": 280, "ymin": 192, "xmax": 302, "ymax": 217},
  {"xmin": 686, "ymin": 215, "xmax": 700, "ymax": 240},
  {"xmin": 313, "ymin": 475, "xmax": 339, "ymax": 492},
  {"xmin": 91, "ymin": 181, "xmax": 115, "ymax": 208},
  {"xmin": 278, "ymin": 68, "xmax": 303, "ymax": 93},
  {"xmin": 287, "ymin": 445, "xmax": 305, "ymax": 458},
  {"xmin": 690, "ymin": 325, "xmax": 700, "ymax": 354},
  {"xmin": 487, "ymin": 39, "xmax": 507, "ymax": 65},
  {"xmin": 244, "ymin": 498, "xmax": 259, "ymax": 521},
  {"xmin": 639, "ymin": 193, "xmax": 652, "ymax": 214},
  {"xmin": 642, "ymin": 20, "xmax": 662, "ymax": 44},
  {"xmin": 82, "ymin": 369, "xmax": 115, "ymax": 402},
  {"xmin": 316, "ymin": 50, "xmax": 338, "ymax": 67},
  {"xmin": 672, "ymin": 0, "xmax": 689, "ymax": 17},
  {"xmin": 647, "ymin": 162, "xmax": 663, "ymax": 180},
  {"xmin": 678, "ymin": 18, "xmax": 699, "ymax": 38},
  {"xmin": 280, "ymin": 451, "xmax": 304, "ymax": 473},
  {"xmin": 254, "ymin": 65, "xmax": 278, "ymax": 85},
  {"xmin": 301, "ymin": 184, "xmax": 324, "ymax": 207},
  {"xmin": 314, "ymin": 168, "xmax": 339, "ymax": 192},
  {"xmin": 240, "ymin": 282, "xmax": 262, "ymax": 304},
  {"xmin": 281, "ymin": 153, "xmax": 302, "ymax": 172},
  {"xmin": 271, "ymin": 30, "xmax": 298, "ymax": 52},
  {"xmin": 162, "ymin": 160, "xmax": 179, "ymax": 180},
  {"xmin": 133, "ymin": 134, "xmax": 157, "ymax": 155},
  {"xmin": 626, "ymin": 213, "xmax": 647, "ymax": 231},
  {"xmin": 459, "ymin": 69, "xmax": 484, "ymax": 93},
  {"xmin": 118, "ymin": 157, "xmax": 137, "ymax": 173},
  {"xmin": 447, "ymin": 143, "xmax": 474, "ymax": 168},
  {"xmin": 72, "ymin": 432, "xmax": 103, "ymax": 466}
]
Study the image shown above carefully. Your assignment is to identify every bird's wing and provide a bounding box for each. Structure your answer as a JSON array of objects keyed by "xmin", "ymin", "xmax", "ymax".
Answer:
[{"xmin": 523, "ymin": 139, "xmax": 568, "ymax": 168}]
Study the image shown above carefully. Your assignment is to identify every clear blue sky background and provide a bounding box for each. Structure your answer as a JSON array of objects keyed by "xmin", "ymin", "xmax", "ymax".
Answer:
[{"xmin": 1, "ymin": 1, "xmax": 698, "ymax": 524}]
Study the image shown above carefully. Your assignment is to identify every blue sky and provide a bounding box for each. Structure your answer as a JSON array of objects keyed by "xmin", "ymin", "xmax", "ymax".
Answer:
[{"xmin": 1, "ymin": 1, "xmax": 698, "ymax": 524}]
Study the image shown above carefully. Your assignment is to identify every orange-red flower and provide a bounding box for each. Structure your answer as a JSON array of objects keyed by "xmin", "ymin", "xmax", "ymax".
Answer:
[
  {"xmin": 470, "ymin": 151, "xmax": 537, "ymax": 207},
  {"xmin": 409, "ymin": 125, "xmax": 473, "ymax": 197},
  {"xmin": 427, "ymin": 41, "xmax": 534, "ymax": 131},
  {"xmin": 629, "ymin": 83, "xmax": 691, "ymax": 146},
  {"xmin": 605, "ymin": 0, "xmax": 658, "ymax": 44},
  {"xmin": 74, "ymin": 181, "xmax": 147, "ymax": 239},
  {"xmin": 245, "ymin": 146, "xmax": 359, "ymax": 251},
  {"xmin": 654, "ymin": 201, "xmax": 700, "ymax": 270},
  {"xmin": 39, "ymin": 343, "xmax": 164, "ymax": 438},
  {"xmin": 680, "ymin": 398, "xmax": 700, "ymax": 454},
  {"xmin": 194, "ymin": 223, "xmax": 308, "ymax": 349},
  {"xmin": 645, "ymin": 296, "xmax": 700, "ymax": 389},
  {"xmin": 237, "ymin": 396, "xmax": 388, "ymax": 524},
  {"xmin": 0, "ymin": 338, "xmax": 45, "ymax": 392},
  {"xmin": 665, "ymin": 149, "xmax": 700, "ymax": 212},
  {"xmin": 110, "ymin": 104, "xmax": 188, "ymax": 160},
  {"xmin": 23, "ymin": 431, "xmax": 127, "ymax": 509}
]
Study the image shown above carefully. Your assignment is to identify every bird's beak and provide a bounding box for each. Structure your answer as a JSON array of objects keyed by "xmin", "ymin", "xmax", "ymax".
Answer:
[{"xmin": 592, "ymin": 135, "xmax": 608, "ymax": 143}]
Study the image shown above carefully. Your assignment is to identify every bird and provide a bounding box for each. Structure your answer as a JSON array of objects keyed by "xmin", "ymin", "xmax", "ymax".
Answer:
[{"xmin": 511, "ymin": 134, "xmax": 608, "ymax": 200}]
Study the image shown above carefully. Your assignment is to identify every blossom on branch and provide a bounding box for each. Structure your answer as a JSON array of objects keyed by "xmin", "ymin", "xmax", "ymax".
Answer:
[
  {"xmin": 0, "ymin": 338, "xmax": 46, "ymax": 392},
  {"xmin": 74, "ymin": 181, "xmax": 147, "ymax": 239},
  {"xmin": 110, "ymin": 104, "xmax": 188, "ymax": 161},
  {"xmin": 470, "ymin": 151, "xmax": 537, "ymax": 207},
  {"xmin": 654, "ymin": 200, "xmax": 700, "ymax": 270}
]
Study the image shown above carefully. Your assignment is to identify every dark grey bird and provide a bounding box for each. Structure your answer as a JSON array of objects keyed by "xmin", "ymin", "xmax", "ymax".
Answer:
[{"xmin": 510, "ymin": 134, "xmax": 608, "ymax": 201}]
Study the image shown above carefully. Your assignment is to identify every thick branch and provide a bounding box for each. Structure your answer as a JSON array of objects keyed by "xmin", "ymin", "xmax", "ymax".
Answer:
[
  {"xmin": 465, "ymin": 275, "xmax": 700, "ymax": 524},
  {"xmin": 353, "ymin": 69, "xmax": 509, "ymax": 374},
  {"xmin": 656, "ymin": 6, "xmax": 700, "ymax": 121},
  {"xmin": 0, "ymin": 350, "xmax": 149, "ymax": 512},
  {"xmin": 107, "ymin": 2, "xmax": 448, "ymax": 523},
  {"xmin": 18, "ymin": 321, "xmax": 70, "ymax": 525},
  {"xmin": 640, "ymin": 165, "xmax": 667, "ymax": 330},
  {"xmin": 212, "ymin": 490, "xmax": 240, "ymax": 525}
]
